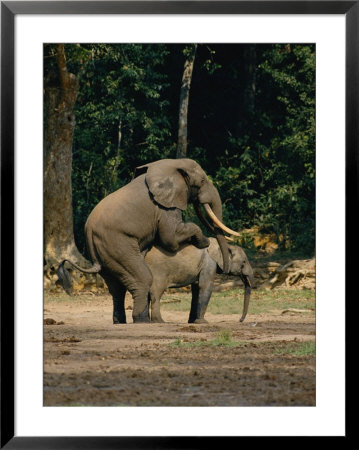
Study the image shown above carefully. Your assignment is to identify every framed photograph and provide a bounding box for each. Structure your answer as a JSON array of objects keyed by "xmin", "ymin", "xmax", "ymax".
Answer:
[{"xmin": 1, "ymin": 1, "xmax": 352, "ymax": 447}]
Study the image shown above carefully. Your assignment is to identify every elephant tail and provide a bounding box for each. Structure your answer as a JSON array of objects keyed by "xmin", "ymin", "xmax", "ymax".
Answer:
[{"xmin": 57, "ymin": 259, "xmax": 101, "ymax": 295}]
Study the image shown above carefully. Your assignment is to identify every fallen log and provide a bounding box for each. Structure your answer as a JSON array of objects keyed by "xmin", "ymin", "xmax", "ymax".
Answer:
[{"xmin": 260, "ymin": 258, "xmax": 315, "ymax": 290}]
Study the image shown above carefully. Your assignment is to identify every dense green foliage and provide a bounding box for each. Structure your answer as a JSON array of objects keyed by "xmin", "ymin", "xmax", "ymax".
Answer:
[{"xmin": 44, "ymin": 43, "xmax": 315, "ymax": 255}]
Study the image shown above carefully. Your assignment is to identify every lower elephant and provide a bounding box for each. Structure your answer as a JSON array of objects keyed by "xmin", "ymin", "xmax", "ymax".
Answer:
[{"xmin": 112, "ymin": 237, "xmax": 254, "ymax": 324}]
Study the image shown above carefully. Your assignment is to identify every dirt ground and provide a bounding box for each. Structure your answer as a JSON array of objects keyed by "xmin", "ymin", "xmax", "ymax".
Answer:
[{"xmin": 43, "ymin": 291, "xmax": 315, "ymax": 407}]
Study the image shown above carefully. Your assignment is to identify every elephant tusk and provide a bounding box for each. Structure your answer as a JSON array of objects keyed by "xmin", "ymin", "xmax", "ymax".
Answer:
[
  {"xmin": 195, "ymin": 204, "xmax": 234, "ymax": 241},
  {"xmin": 203, "ymin": 204, "xmax": 242, "ymax": 237},
  {"xmin": 194, "ymin": 203, "xmax": 215, "ymax": 233},
  {"xmin": 194, "ymin": 203, "xmax": 235, "ymax": 242}
]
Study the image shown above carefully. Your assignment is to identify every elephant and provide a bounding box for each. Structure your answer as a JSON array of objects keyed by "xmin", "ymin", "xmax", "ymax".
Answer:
[
  {"xmin": 142, "ymin": 237, "xmax": 254, "ymax": 324},
  {"xmin": 57, "ymin": 158, "xmax": 240, "ymax": 323}
]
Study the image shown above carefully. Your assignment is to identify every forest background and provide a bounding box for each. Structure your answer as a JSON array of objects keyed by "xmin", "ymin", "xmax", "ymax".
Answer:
[{"xmin": 43, "ymin": 43, "xmax": 315, "ymax": 278}]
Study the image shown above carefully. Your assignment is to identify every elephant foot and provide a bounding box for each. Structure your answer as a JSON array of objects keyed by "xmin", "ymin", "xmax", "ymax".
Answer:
[
  {"xmin": 113, "ymin": 319, "xmax": 127, "ymax": 325},
  {"xmin": 133, "ymin": 316, "xmax": 151, "ymax": 323},
  {"xmin": 132, "ymin": 304, "xmax": 150, "ymax": 323},
  {"xmin": 151, "ymin": 316, "xmax": 165, "ymax": 323},
  {"xmin": 189, "ymin": 318, "xmax": 208, "ymax": 324},
  {"xmin": 133, "ymin": 311, "xmax": 150, "ymax": 323},
  {"xmin": 113, "ymin": 317, "xmax": 127, "ymax": 324},
  {"xmin": 193, "ymin": 235, "xmax": 210, "ymax": 249}
]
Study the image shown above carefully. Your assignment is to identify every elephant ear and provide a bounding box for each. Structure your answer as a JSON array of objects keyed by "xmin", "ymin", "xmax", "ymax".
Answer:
[
  {"xmin": 133, "ymin": 164, "xmax": 148, "ymax": 179},
  {"xmin": 208, "ymin": 238, "xmax": 233, "ymax": 272},
  {"xmin": 135, "ymin": 160, "xmax": 189, "ymax": 210}
]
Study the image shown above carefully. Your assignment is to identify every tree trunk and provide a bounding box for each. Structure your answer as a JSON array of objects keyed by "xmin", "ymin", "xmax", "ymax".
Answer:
[
  {"xmin": 246, "ymin": 45, "xmax": 256, "ymax": 114},
  {"xmin": 44, "ymin": 44, "xmax": 90, "ymax": 290},
  {"xmin": 176, "ymin": 44, "xmax": 197, "ymax": 159}
]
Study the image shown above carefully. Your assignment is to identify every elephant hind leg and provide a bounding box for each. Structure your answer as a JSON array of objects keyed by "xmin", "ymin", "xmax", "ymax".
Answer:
[
  {"xmin": 104, "ymin": 266, "xmax": 152, "ymax": 323},
  {"xmin": 94, "ymin": 237, "xmax": 153, "ymax": 323},
  {"xmin": 129, "ymin": 282, "xmax": 152, "ymax": 323},
  {"xmin": 102, "ymin": 273, "xmax": 127, "ymax": 324},
  {"xmin": 121, "ymin": 260, "xmax": 153, "ymax": 323}
]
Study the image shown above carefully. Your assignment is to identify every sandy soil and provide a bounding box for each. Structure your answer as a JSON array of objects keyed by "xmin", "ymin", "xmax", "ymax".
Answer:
[{"xmin": 44, "ymin": 294, "xmax": 315, "ymax": 407}]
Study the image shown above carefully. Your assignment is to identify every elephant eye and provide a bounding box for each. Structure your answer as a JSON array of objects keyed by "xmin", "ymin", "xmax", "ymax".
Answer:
[{"xmin": 201, "ymin": 177, "xmax": 205, "ymax": 185}]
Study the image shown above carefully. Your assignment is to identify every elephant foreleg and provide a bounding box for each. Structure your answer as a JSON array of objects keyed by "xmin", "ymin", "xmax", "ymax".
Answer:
[
  {"xmin": 158, "ymin": 209, "xmax": 209, "ymax": 252},
  {"xmin": 188, "ymin": 287, "xmax": 211, "ymax": 324},
  {"xmin": 188, "ymin": 282, "xmax": 200, "ymax": 323},
  {"xmin": 188, "ymin": 260, "xmax": 216, "ymax": 323}
]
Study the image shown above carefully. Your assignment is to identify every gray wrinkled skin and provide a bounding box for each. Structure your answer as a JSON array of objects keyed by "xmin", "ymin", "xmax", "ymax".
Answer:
[
  {"xmin": 128, "ymin": 238, "xmax": 254, "ymax": 324},
  {"xmin": 60, "ymin": 159, "xmax": 230, "ymax": 324}
]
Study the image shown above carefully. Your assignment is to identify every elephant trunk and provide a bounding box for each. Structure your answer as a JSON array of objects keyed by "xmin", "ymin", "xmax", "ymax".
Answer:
[
  {"xmin": 239, "ymin": 275, "xmax": 252, "ymax": 322},
  {"xmin": 198, "ymin": 184, "xmax": 230, "ymax": 274},
  {"xmin": 215, "ymin": 231, "xmax": 230, "ymax": 274}
]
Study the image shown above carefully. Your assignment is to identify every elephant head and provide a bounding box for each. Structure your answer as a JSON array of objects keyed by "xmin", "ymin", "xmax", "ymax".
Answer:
[
  {"xmin": 208, "ymin": 238, "xmax": 255, "ymax": 322},
  {"xmin": 134, "ymin": 158, "xmax": 239, "ymax": 273}
]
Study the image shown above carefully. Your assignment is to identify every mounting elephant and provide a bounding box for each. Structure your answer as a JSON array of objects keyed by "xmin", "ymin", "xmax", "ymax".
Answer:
[
  {"xmin": 143, "ymin": 238, "xmax": 254, "ymax": 324},
  {"xmin": 58, "ymin": 158, "xmax": 240, "ymax": 323}
]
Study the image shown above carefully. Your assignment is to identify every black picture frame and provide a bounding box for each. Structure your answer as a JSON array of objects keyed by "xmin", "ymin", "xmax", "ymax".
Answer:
[{"xmin": 1, "ymin": 1, "xmax": 352, "ymax": 447}]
